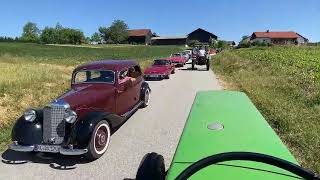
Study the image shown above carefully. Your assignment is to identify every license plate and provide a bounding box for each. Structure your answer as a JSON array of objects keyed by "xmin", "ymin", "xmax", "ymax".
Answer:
[{"xmin": 35, "ymin": 145, "xmax": 60, "ymax": 153}]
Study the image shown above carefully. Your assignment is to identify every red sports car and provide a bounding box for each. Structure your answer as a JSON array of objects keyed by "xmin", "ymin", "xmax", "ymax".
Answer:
[
  {"xmin": 144, "ymin": 59, "xmax": 175, "ymax": 80},
  {"xmin": 169, "ymin": 53, "xmax": 187, "ymax": 67}
]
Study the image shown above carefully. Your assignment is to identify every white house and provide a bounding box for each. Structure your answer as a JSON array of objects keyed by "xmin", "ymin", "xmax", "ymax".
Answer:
[{"xmin": 250, "ymin": 31, "xmax": 308, "ymax": 45}]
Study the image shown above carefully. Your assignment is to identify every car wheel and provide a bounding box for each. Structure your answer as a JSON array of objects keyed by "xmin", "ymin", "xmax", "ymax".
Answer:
[
  {"xmin": 141, "ymin": 88, "xmax": 150, "ymax": 108},
  {"xmin": 165, "ymin": 75, "xmax": 170, "ymax": 79},
  {"xmin": 206, "ymin": 60, "xmax": 210, "ymax": 71},
  {"xmin": 191, "ymin": 61, "xmax": 195, "ymax": 70},
  {"xmin": 86, "ymin": 120, "xmax": 110, "ymax": 160},
  {"xmin": 136, "ymin": 152, "xmax": 165, "ymax": 180},
  {"xmin": 171, "ymin": 69, "xmax": 175, "ymax": 74}
]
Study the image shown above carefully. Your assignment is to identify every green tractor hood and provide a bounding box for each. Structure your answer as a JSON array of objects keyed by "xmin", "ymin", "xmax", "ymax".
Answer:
[{"xmin": 167, "ymin": 91, "xmax": 299, "ymax": 180}]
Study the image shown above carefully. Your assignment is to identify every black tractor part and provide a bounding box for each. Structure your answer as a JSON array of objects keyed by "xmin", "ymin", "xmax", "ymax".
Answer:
[{"xmin": 136, "ymin": 152, "xmax": 166, "ymax": 180}]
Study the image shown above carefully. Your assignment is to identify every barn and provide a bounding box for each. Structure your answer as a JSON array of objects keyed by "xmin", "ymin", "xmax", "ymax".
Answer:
[
  {"xmin": 151, "ymin": 36, "xmax": 187, "ymax": 45},
  {"xmin": 128, "ymin": 29, "xmax": 152, "ymax": 45},
  {"xmin": 187, "ymin": 28, "xmax": 218, "ymax": 44}
]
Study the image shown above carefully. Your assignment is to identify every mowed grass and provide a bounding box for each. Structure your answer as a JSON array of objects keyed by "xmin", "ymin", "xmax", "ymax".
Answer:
[
  {"xmin": 212, "ymin": 46, "xmax": 320, "ymax": 173},
  {"xmin": 0, "ymin": 42, "xmax": 184, "ymax": 150},
  {"xmin": 0, "ymin": 43, "xmax": 183, "ymax": 65}
]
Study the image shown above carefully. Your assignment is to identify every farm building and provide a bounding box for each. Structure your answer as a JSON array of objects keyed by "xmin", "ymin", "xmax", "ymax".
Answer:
[
  {"xmin": 150, "ymin": 28, "xmax": 218, "ymax": 46},
  {"xmin": 128, "ymin": 29, "xmax": 152, "ymax": 45},
  {"xmin": 187, "ymin": 28, "xmax": 218, "ymax": 44},
  {"xmin": 250, "ymin": 31, "xmax": 308, "ymax": 45},
  {"xmin": 151, "ymin": 36, "xmax": 187, "ymax": 45}
]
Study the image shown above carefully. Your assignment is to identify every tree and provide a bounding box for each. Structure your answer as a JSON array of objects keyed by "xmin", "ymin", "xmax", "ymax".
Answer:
[
  {"xmin": 239, "ymin": 35, "xmax": 250, "ymax": 44},
  {"xmin": 40, "ymin": 27, "xmax": 56, "ymax": 44},
  {"xmin": 39, "ymin": 23, "xmax": 85, "ymax": 44},
  {"xmin": 0, "ymin": 36, "xmax": 15, "ymax": 42},
  {"xmin": 57, "ymin": 28, "xmax": 84, "ymax": 44},
  {"xmin": 91, "ymin": 32, "xmax": 102, "ymax": 42},
  {"xmin": 237, "ymin": 35, "xmax": 251, "ymax": 48},
  {"xmin": 21, "ymin": 22, "xmax": 40, "ymax": 42},
  {"xmin": 187, "ymin": 40, "xmax": 200, "ymax": 47},
  {"xmin": 211, "ymin": 40, "xmax": 228, "ymax": 49},
  {"xmin": 99, "ymin": 20, "xmax": 129, "ymax": 44},
  {"xmin": 98, "ymin": 27, "xmax": 109, "ymax": 42}
]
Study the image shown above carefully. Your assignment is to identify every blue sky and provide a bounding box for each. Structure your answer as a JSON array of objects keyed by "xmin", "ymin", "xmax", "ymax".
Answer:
[{"xmin": 1, "ymin": 0, "xmax": 320, "ymax": 42}]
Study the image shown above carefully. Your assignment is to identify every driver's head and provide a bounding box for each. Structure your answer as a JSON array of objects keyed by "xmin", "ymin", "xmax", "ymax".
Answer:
[{"xmin": 128, "ymin": 67, "xmax": 135, "ymax": 76}]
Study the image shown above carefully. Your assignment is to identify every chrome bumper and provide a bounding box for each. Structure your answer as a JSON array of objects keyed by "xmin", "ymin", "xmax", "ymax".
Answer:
[
  {"xmin": 9, "ymin": 142, "xmax": 88, "ymax": 155},
  {"xmin": 60, "ymin": 147, "xmax": 88, "ymax": 155},
  {"xmin": 144, "ymin": 74, "xmax": 165, "ymax": 78},
  {"xmin": 9, "ymin": 142, "xmax": 35, "ymax": 152}
]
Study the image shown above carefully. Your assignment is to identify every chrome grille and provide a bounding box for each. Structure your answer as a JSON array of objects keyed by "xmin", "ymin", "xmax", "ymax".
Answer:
[{"xmin": 43, "ymin": 105, "xmax": 66, "ymax": 144}]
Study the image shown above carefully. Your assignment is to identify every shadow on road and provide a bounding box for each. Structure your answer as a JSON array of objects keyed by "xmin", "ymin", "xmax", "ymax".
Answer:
[{"xmin": 1, "ymin": 149, "xmax": 91, "ymax": 170}]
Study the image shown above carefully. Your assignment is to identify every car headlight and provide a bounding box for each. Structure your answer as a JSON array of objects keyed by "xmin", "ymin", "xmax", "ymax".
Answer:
[
  {"xmin": 64, "ymin": 110, "xmax": 77, "ymax": 123},
  {"xmin": 24, "ymin": 109, "xmax": 36, "ymax": 122}
]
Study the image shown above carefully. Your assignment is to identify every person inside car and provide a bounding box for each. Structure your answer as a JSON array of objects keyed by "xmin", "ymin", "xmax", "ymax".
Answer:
[
  {"xmin": 119, "ymin": 67, "xmax": 137, "ymax": 85},
  {"xmin": 128, "ymin": 67, "xmax": 137, "ymax": 82}
]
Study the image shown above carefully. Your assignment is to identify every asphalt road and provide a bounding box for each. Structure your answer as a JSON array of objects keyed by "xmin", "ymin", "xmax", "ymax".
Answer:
[{"xmin": 0, "ymin": 64, "xmax": 221, "ymax": 180}]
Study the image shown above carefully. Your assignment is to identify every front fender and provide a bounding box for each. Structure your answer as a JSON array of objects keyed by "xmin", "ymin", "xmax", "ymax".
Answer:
[
  {"xmin": 11, "ymin": 109, "xmax": 43, "ymax": 145},
  {"xmin": 70, "ymin": 112, "xmax": 123, "ymax": 149}
]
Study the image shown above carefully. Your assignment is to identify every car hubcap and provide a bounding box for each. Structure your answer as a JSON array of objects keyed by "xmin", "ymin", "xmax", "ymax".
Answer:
[
  {"xmin": 94, "ymin": 124, "xmax": 110, "ymax": 154},
  {"xmin": 145, "ymin": 89, "xmax": 150, "ymax": 105}
]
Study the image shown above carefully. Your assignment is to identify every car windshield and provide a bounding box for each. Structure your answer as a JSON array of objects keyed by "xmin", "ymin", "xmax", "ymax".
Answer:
[
  {"xmin": 153, "ymin": 60, "xmax": 169, "ymax": 65},
  {"xmin": 73, "ymin": 70, "xmax": 115, "ymax": 84},
  {"xmin": 172, "ymin": 54, "xmax": 181, "ymax": 57}
]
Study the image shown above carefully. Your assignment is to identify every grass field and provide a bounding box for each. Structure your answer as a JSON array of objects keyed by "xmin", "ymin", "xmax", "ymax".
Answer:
[
  {"xmin": 212, "ymin": 46, "xmax": 320, "ymax": 173},
  {"xmin": 0, "ymin": 42, "xmax": 184, "ymax": 150}
]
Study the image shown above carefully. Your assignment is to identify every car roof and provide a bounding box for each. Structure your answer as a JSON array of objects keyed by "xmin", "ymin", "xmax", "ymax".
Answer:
[{"xmin": 74, "ymin": 60, "xmax": 138, "ymax": 72}]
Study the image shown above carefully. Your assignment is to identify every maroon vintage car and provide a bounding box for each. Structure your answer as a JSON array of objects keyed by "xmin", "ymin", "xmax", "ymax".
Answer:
[
  {"xmin": 9, "ymin": 60, "xmax": 151, "ymax": 160},
  {"xmin": 144, "ymin": 59, "xmax": 175, "ymax": 79}
]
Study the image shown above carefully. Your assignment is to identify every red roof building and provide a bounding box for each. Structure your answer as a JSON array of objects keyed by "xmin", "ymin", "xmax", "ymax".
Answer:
[
  {"xmin": 128, "ymin": 29, "xmax": 152, "ymax": 45},
  {"xmin": 250, "ymin": 31, "xmax": 308, "ymax": 45}
]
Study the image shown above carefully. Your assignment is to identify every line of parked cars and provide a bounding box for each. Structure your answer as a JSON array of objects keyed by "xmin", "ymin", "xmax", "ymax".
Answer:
[
  {"xmin": 8, "ymin": 48, "xmax": 208, "ymax": 160},
  {"xmin": 144, "ymin": 50, "xmax": 192, "ymax": 80},
  {"xmin": 8, "ymin": 49, "xmax": 192, "ymax": 160}
]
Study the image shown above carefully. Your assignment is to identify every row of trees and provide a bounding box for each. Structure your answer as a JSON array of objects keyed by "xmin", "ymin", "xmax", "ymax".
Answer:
[
  {"xmin": 5, "ymin": 19, "xmax": 154, "ymax": 45},
  {"xmin": 40, "ymin": 24, "xmax": 85, "ymax": 44},
  {"xmin": 19, "ymin": 22, "xmax": 85, "ymax": 44},
  {"xmin": 0, "ymin": 36, "xmax": 19, "ymax": 42},
  {"xmin": 10, "ymin": 20, "xmax": 129, "ymax": 44}
]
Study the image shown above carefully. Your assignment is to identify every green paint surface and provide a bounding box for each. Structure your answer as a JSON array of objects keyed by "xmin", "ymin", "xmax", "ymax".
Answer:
[{"xmin": 167, "ymin": 91, "xmax": 299, "ymax": 179}]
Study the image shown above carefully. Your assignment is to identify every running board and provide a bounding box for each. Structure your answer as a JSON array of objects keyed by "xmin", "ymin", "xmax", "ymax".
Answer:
[{"xmin": 121, "ymin": 101, "xmax": 143, "ymax": 118}]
